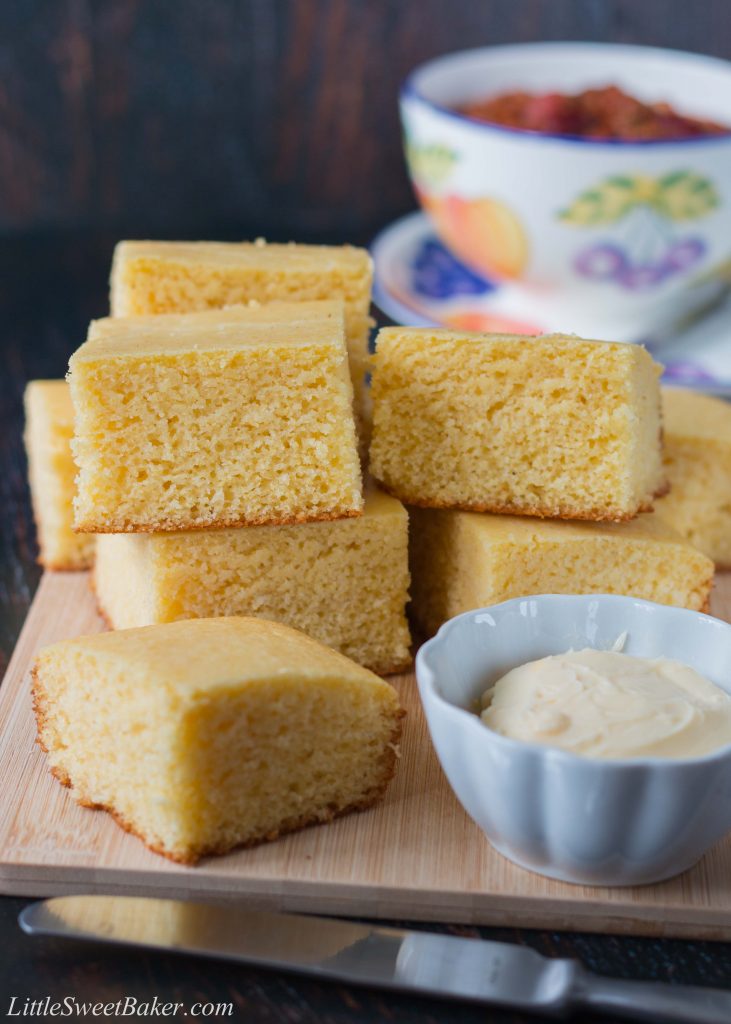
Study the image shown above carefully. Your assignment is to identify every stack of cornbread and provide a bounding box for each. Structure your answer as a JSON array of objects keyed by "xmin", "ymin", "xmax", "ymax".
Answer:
[
  {"xmin": 27, "ymin": 241, "xmax": 412, "ymax": 675},
  {"xmin": 25, "ymin": 238, "xmax": 729, "ymax": 867},
  {"xmin": 367, "ymin": 327, "xmax": 716, "ymax": 635},
  {"xmin": 29, "ymin": 240, "xmax": 410, "ymax": 863}
]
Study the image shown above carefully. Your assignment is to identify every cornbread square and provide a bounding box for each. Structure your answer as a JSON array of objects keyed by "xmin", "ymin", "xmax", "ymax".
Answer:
[
  {"xmin": 369, "ymin": 329, "xmax": 666, "ymax": 521},
  {"xmin": 32, "ymin": 617, "xmax": 404, "ymax": 863},
  {"xmin": 409, "ymin": 508, "xmax": 714, "ymax": 637},
  {"xmin": 655, "ymin": 387, "xmax": 731, "ymax": 567},
  {"xmin": 110, "ymin": 239, "xmax": 374, "ymax": 425},
  {"xmin": 69, "ymin": 305, "xmax": 363, "ymax": 532},
  {"xmin": 94, "ymin": 488, "xmax": 411, "ymax": 674},
  {"xmin": 23, "ymin": 381, "xmax": 95, "ymax": 571}
]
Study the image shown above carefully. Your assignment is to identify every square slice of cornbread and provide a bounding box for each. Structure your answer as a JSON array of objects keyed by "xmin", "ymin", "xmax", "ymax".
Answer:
[
  {"xmin": 655, "ymin": 387, "xmax": 731, "ymax": 567},
  {"xmin": 409, "ymin": 508, "xmax": 714, "ymax": 637},
  {"xmin": 369, "ymin": 329, "xmax": 666, "ymax": 521},
  {"xmin": 23, "ymin": 381, "xmax": 95, "ymax": 571},
  {"xmin": 110, "ymin": 239, "xmax": 374, "ymax": 429},
  {"xmin": 94, "ymin": 488, "xmax": 411, "ymax": 674},
  {"xmin": 32, "ymin": 617, "xmax": 404, "ymax": 863},
  {"xmin": 69, "ymin": 304, "xmax": 363, "ymax": 532}
]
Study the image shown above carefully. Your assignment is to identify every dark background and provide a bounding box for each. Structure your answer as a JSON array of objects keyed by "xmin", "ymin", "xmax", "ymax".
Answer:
[
  {"xmin": 2, "ymin": 2, "xmax": 731, "ymax": 1021},
  {"xmin": 1, "ymin": 0, "xmax": 731, "ymax": 243}
]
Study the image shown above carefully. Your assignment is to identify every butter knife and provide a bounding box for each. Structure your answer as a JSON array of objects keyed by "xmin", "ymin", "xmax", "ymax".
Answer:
[{"xmin": 19, "ymin": 896, "xmax": 731, "ymax": 1022}]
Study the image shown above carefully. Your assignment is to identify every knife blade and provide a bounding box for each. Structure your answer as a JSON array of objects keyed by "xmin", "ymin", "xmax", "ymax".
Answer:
[{"xmin": 19, "ymin": 896, "xmax": 731, "ymax": 1022}]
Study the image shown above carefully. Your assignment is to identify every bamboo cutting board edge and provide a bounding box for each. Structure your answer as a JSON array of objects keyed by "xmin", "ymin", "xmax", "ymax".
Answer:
[{"xmin": 2, "ymin": 571, "xmax": 731, "ymax": 940}]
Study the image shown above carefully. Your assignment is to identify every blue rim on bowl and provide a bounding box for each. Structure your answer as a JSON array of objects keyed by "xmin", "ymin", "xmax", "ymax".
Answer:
[{"xmin": 402, "ymin": 42, "xmax": 731, "ymax": 148}]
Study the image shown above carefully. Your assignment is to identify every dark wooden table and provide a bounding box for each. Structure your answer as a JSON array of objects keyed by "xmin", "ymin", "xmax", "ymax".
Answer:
[{"xmin": 2, "ymin": 233, "xmax": 731, "ymax": 1022}]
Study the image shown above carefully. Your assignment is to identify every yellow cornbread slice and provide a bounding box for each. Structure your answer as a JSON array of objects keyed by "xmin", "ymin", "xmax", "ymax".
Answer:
[
  {"xmin": 23, "ymin": 381, "xmax": 95, "ymax": 571},
  {"xmin": 656, "ymin": 387, "xmax": 731, "ymax": 567},
  {"xmin": 94, "ymin": 488, "xmax": 411, "ymax": 674},
  {"xmin": 110, "ymin": 239, "xmax": 374, "ymax": 433},
  {"xmin": 369, "ymin": 329, "xmax": 666, "ymax": 522},
  {"xmin": 69, "ymin": 304, "xmax": 363, "ymax": 533},
  {"xmin": 409, "ymin": 508, "xmax": 714, "ymax": 637},
  {"xmin": 32, "ymin": 616, "xmax": 404, "ymax": 864}
]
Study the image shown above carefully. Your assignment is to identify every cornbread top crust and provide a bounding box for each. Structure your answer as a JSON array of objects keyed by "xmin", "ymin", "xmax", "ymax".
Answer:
[
  {"xmin": 375, "ymin": 327, "xmax": 652, "ymax": 360},
  {"xmin": 36, "ymin": 616, "xmax": 391, "ymax": 696},
  {"xmin": 663, "ymin": 386, "xmax": 731, "ymax": 443},
  {"xmin": 74, "ymin": 302, "xmax": 346, "ymax": 360},
  {"xmin": 441, "ymin": 509, "xmax": 709, "ymax": 547},
  {"xmin": 114, "ymin": 240, "xmax": 372, "ymax": 274}
]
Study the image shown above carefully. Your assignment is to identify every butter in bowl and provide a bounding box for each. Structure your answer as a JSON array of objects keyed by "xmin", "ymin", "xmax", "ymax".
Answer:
[{"xmin": 415, "ymin": 593, "xmax": 731, "ymax": 886}]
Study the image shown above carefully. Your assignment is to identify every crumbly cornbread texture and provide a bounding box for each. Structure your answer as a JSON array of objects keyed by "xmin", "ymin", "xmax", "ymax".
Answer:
[
  {"xmin": 655, "ymin": 387, "xmax": 731, "ymax": 567},
  {"xmin": 369, "ymin": 329, "xmax": 666, "ymax": 521},
  {"xmin": 69, "ymin": 304, "xmax": 363, "ymax": 533},
  {"xmin": 94, "ymin": 489, "xmax": 411, "ymax": 674},
  {"xmin": 409, "ymin": 508, "xmax": 714, "ymax": 637},
  {"xmin": 23, "ymin": 381, "xmax": 95, "ymax": 571},
  {"xmin": 110, "ymin": 239, "xmax": 374, "ymax": 428},
  {"xmin": 32, "ymin": 616, "xmax": 404, "ymax": 864}
]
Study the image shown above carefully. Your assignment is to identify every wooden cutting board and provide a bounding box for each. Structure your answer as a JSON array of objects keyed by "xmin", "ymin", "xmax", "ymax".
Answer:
[{"xmin": 2, "ymin": 571, "xmax": 731, "ymax": 940}]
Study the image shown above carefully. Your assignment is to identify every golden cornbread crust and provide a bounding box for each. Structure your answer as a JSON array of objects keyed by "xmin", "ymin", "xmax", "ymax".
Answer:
[
  {"xmin": 28, "ymin": 501, "xmax": 95, "ymax": 571},
  {"xmin": 80, "ymin": 728, "xmax": 402, "ymax": 865},
  {"xmin": 24, "ymin": 380, "xmax": 96, "ymax": 572},
  {"xmin": 89, "ymin": 574, "xmax": 114, "ymax": 630},
  {"xmin": 31, "ymin": 665, "xmax": 404, "ymax": 865},
  {"xmin": 374, "ymin": 480, "xmax": 670, "ymax": 523},
  {"xmin": 688, "ymin": 570, "xmax": 714, "ymax": 615},
  {"xmin": 75, "ymin": 505, "xmax": 364, "ymax": 534},
  {"xmin": 31, "ymin": 670, "xmax": 66, "ymax": 777},
  {"xmin": 37, "ymin": 555, "xmax": 91, "ymax": 572},
  {"xmin": 30, "ymin": 517, "xmax": 94, "ymax": 571},
  {"xmin": 655, "ymin": 387, "xmax": 731, "ymax": 566},
  {"xmin": 371, "ymin": 656, "xmax": 413, "ymax": 676}
]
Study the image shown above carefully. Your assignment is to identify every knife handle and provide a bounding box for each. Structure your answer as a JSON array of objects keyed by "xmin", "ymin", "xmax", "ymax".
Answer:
[{"xmin": 573, "ymin": 968, "xmax": 731, "ymax": 1024}]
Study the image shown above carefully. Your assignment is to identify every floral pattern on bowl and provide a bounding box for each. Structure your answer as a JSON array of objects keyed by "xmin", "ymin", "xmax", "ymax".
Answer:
[
  {"xmin": 411, "ymin": 238, "xmax": 495, "ymax": 299},
  {"xmin": 560, "ymin": 171, "xmax": 717, "ymax": 290}
]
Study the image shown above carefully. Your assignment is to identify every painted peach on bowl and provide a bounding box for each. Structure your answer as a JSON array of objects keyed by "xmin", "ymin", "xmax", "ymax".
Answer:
[
  {"xmin": 443, "ymin": 310, "xmax": 540, "ymax": 335},
  {"xmin": 401, "ymin": 43, "xmax": 731, "ymax": 341},
  {"xmin": 420, "ymin": 192, "xmax": 529, "ymax": 279}
]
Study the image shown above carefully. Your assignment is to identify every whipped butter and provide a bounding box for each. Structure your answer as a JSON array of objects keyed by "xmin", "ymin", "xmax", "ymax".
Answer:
[{"xmin": 480, "ymin": 648, "xmax": 731, "ymax": 759}]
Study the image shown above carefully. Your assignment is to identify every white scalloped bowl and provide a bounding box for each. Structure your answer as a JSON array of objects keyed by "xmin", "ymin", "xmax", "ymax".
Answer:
[{"xmin": 415, "ymin": 594, "xmax": 731, "ymax": 886}]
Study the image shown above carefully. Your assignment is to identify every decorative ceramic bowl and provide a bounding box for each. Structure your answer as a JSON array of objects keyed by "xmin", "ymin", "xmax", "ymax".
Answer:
[
  {"xmin": 401, "ymin": 43, "xmax": 731, "ymax": 340},
  {"xmin": 415, "ymin": 594, "xmax": 731, "ymax": 886}
]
